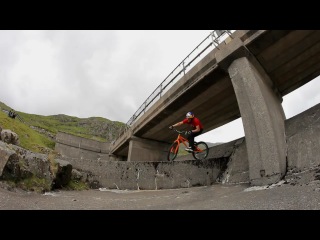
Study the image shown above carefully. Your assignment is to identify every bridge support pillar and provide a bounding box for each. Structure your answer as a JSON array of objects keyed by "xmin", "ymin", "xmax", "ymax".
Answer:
[
  {"xmin": 128, "ymin": 136, "xmax": 171, "ymax": 162},
  {"xmin": 228, "ymin": 56, "xmax": 287, "ymax": 186}
]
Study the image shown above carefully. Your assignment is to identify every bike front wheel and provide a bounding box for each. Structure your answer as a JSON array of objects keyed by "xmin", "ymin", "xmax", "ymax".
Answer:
[
  {"xmin": 192, "ymin": 141, "xmax": 209, "ymax": 160},
  {"xmin": 167, "ymin": 142, "xmax": 179, "ymax": 161}
]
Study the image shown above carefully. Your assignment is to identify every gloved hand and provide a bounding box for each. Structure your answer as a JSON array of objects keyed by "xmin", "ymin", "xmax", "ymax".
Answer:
[
  {"xmin": 185, "ymin": 130, "xmax": 192, "ymax": 135},
  {"xmin": 169, "ymin": 126, "xmax": 173, "ymax": 130}
]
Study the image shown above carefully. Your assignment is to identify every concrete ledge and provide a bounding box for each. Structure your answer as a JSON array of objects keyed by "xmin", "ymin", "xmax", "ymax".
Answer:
[
  {"xmin": 60, "ymin": 136, "xmax": 251, "ymax": 190},
  {"xmin": 61, "ymin": 156, "xmax": 228, "ymax": 190}
]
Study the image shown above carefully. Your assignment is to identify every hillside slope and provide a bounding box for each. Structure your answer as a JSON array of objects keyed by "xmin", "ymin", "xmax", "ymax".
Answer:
[{"xmin": 0, "ymin": 101, "xmax": 125, "ymax": 153}]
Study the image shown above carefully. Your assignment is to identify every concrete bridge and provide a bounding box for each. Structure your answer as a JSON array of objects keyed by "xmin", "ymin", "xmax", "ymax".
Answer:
[{"xmin": 108, "ymin": 30, "xmax": 320, "ymax": 186}]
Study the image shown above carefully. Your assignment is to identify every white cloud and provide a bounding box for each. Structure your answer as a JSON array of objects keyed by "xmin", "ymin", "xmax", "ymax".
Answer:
[{"xmin": 282, "ymin": 76, "xmax": 320, "ymax": 119}]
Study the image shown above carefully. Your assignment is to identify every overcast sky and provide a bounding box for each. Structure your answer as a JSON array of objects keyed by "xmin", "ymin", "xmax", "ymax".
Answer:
[{"xmin": 0, "ymin": 30, "xmax": 319, "ymax": 143}]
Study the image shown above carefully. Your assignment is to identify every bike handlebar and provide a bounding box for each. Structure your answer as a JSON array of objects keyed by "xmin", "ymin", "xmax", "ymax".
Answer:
[{"xmin": 170, "ymin": 128, "xmax": 186, "ymax": 134}]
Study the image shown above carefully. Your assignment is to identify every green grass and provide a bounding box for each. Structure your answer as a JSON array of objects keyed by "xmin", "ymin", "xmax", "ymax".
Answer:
[
  {"xmin": 18, "ymin": 176, "xmax": 52, "ymax": 193},
  {"xmin": 0, "ymin": 110, "xmax": 55, "ymax": 153},
  {"xmin": 65, "ymin": 180, "xmax": 89, "ymax": 191},
  {"xmin": 17, "ymin": 112, "xmax": 125, "ymax": 141}
]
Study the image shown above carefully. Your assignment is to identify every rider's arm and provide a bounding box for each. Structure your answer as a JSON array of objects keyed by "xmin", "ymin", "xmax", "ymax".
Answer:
[
  {"xmin": 171, "ymin": 121, "xmax": 183, "ymax": 128},
  {"xmin": 192, "ymin": 125, "xmax": 200, "ymax": 133}
]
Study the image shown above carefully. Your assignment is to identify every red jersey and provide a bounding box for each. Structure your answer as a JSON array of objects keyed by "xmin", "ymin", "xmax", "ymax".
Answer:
[{"xmin": 182, "ymin": 117, "xmax": 203, "ymax": 130}]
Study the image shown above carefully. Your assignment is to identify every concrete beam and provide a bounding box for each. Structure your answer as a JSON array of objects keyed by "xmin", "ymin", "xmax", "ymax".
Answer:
[{"xmin": 228, "ymin": 56, "xmax": 287, "ymax": 186}]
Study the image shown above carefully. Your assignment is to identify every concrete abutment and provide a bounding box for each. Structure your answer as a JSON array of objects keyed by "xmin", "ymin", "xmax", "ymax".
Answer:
[{"xmin": 127, "ymin": 136, "xmax": 171, "ymax": 162}]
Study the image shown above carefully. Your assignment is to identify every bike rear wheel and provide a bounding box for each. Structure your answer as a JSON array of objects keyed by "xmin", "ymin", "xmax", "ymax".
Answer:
[
  {"xmin": 192, "ymin": 141, "xmax": 209, "ymax": 160},
  {"xmin": 167, "ymin": 142, "xmax": 179, "ymax": 161}
]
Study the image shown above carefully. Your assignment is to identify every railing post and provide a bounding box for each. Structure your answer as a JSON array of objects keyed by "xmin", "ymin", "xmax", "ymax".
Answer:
[
  {"xmin": 211, "ymin": 31, "xmax": 220, "ymax": 50},
  {"xmin": 215, "ymin": 30, "xmax": 224, "ymax": 37},
  {"xmin": 182, "ymin": 61, "xmax": 186, "ymax": 75},
  {"xmin": 225, "ymin": 30, "xmax": 234, "ymax": 39}
]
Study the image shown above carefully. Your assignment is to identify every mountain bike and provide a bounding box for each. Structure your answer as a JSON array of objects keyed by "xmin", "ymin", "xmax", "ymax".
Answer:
[{"xmin": 167, "ymin": 128, "xmax": 209, "ymax": 161}]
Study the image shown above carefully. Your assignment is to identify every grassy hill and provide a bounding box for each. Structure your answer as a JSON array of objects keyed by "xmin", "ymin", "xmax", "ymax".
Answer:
[{"xmin": 0, "ymin": 101, "xmax": 125, "ymax": 153}]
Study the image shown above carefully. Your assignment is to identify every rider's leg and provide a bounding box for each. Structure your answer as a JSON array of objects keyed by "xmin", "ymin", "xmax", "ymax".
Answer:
[
  {"xmin": 187, "ymin": 130, "xmax": 203, "ymax": 150},
  {"xmin": 187, "ymin": 133, "xmax": 196, "ymax": 150}
]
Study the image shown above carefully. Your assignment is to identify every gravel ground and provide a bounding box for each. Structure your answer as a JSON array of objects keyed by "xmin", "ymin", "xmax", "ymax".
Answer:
[{"xmin": 1, "ymin": 177, "xmax": 320, "ymax": 210}]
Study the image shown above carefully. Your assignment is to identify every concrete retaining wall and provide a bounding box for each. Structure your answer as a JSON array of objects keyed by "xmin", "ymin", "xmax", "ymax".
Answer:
[
  {"xmin": 55, "ymin": 103, "xmax": 320, "ymax": 189},
  {"xmin": 58, "ymin": 136, "xmax": 249, "ymax": 190},
  {"xmin": 55, "ymin": 132, "xmax": 111, "ymax": 161},
  {"xmin": 286, "ymin": 103, "xmax": 320, "ymax": 171},
  {"xmin": 62, "ymin": 156, "xmax": 227, "ymax": 190}
]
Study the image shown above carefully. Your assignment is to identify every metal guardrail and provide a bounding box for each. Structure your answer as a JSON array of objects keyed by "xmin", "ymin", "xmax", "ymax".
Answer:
[{"xmin": 113, "ymin": 30, "xmax": 235, "ymax": 144}]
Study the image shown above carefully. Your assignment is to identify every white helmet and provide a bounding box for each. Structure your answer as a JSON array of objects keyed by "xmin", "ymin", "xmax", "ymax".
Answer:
[{"xmin": 186, "ymin": 112, "xmax": 194, "ymax": 119}]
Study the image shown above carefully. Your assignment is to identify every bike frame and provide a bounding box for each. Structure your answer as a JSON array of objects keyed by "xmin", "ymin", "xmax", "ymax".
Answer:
[{"xmin": 171, "ymin": 130, "xmax": 203, "ymax": 154}]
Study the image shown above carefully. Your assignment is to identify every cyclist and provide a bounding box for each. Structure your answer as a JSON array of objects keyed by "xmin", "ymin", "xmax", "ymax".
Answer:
[{"xmin": 169, "ymin": 112, "xmax": 204, "ymax": 152}]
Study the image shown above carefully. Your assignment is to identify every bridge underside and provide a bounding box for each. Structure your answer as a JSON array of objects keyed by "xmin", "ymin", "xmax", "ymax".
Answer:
[
  {"xmin": 246, "ymin": 30, "xmax": 320, "ymax": 96},
  {"xmin": 111, "ymin": 30, "xmax": 320, "ymax": 161},
  {"xmin": 136, "ymin": 68, "xmax": 239, "ymax": 143}
]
